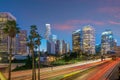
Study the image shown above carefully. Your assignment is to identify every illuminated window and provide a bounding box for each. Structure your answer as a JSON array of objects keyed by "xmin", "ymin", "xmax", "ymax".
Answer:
[
  {"xmin": 3, "ymin": 18, "xmax": 7, "ymax": 22},
  {"xmin": 0, "ymin": 18, "xmax": 2, "ymax": 22}
]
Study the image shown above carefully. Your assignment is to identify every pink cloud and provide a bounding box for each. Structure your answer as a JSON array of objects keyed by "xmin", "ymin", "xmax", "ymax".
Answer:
[
  {"xmin": 66, "ymin": 20, "xmax": 105, "ymax": 25},
  {"xmin": 108, "ymin": 20, "xmax": 120, "ymax": 25},
  {"xmin": 53, "ymin": 19, "xmax": 105, "ymax": 31},
  {"xmin": 53, "ymin": 24, "xmax": 74, "ymax": 31},
  {"xmin": 53, "ymin": 19, "xmax": 120, "ymax": 31}
]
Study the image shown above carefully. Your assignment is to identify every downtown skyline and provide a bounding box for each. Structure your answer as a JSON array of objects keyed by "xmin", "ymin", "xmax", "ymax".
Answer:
[{"xmin": 0, "ymin": 0, "xmax": 120, "ymax": 49}]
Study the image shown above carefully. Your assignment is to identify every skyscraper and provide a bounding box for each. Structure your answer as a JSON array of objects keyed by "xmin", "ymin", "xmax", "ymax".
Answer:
[
  {"xmin": 16, "ymin": 30, "xmax": 27, "ymax": 55},
  {"xmin": 55, "ymin": 40, "xmax": 68, "ymax": 55},
  {"xmin": 50, "ymin": 41, "xmax": 56, "ymax": 54},
  {"xmin": 55, "ymin": 40, "xmax": 60, "ymax": 54},
  {"xmin": 50, "ymin": 34, "xmax": 57, "ymax": 42},
  {"xmin": 47, "ymin": 34, "xmax": 57, "ymax": 54},
  {"xmin": 101, "ymin": 29, "xmax": 114, "ymax": 54},
  {"xmin": 40, "ymin": 39, "xmax": 47, "ymax": 52},
  {"xmin": 66, "ymin": 43, "xmax": 70, "ymax": 53},
  {"xmin": 45, "ymin": 24, "xmax": 51, "ymax": 40},
  {"xmin": 72, "ymin": 29, "xmax": 82, "ymax": 53},
  {"xmin": 0, "ymin": 12, "xmax": 16, "ymax": 54},
  {"xmin": 82, "ymin": 25, "xmax": 95, "ymax": 54}
]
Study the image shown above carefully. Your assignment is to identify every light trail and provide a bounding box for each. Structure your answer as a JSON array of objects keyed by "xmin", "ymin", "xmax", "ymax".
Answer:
[
  {"xmin": 71, "ymin": 58, "xmax": 120, "ymax": 80},
  {"xmin": 47, "ymin": 60, "xmax": 109, "ymax": 80},
  {"xmin": 61, "ymin": 60, "xmax": 110, "ymax": 80},
  {"xmin": 88, "ymin": 58, "xmax": 120, "ymax": 80}
]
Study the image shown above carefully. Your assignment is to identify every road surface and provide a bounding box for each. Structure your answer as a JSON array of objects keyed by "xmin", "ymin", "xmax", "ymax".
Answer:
[{"xmin": 2, "ymin": 58, "xmax": 119, "ymax": 80}]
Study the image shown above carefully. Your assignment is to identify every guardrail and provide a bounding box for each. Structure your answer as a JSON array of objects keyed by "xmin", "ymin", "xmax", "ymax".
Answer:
[{"xmin": 0, "ymin": 72, "xmax": 7, "ymax": 80}]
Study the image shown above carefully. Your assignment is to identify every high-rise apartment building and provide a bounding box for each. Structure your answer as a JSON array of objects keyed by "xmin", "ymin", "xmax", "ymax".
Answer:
[
  {"xmin": 16, "ymin": 30, "xmax": 27, "ymax": 55},
  {"xmin": 45, "ymin": 24, "xmax": 51, "ymax": 40},
  {"xmin": 0, "ymin": 12, "xmax": 16, "ymax": 54},
  {"xmin": 72, "ymin": 29, "xmax": 82, "ymax": 53},
  {"xmin": 101, "ymin": 29, "xmax": 114, "ymax": 54},
  {"xmin": 82, "ymin": 25, "xmax": 95, "ymax": 54}
]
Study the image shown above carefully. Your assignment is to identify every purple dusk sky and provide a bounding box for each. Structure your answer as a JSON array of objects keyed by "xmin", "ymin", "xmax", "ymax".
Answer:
[{"xmin": 0, "ymin": 0, "xmax": 120, "ymax": 49}]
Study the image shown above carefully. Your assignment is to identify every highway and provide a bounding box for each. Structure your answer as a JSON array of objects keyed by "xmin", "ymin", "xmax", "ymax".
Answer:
[
  {"xmin": 2, "ymin": 59, "xmax": 102, "ymax": 80},
  {"xmin": 41, "ymin": 60, "xmax": 107, "ymax": 80},
  {"xmin": 61, "ymin": 58, "xmax": 120, "ymax": 80},
  {"xmin": 1, "ymin": 58, "xmax": 120, "ymax": 80}
]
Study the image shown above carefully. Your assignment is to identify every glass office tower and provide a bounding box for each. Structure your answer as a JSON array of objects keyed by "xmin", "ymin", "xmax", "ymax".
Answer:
[
  {"xmin": 72, "ymin": 29, "xmax": 82, "ymax": 53},
  {"xmin": 82, "ymin": 25, "xmax": 95, "ymax": 54},
  {"xmin": 101, "ymin": 29, "xmax": 114, "ymax": 54}
]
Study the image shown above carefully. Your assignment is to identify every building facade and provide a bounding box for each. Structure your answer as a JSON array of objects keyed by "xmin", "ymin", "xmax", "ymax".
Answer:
[
  {"xmin": 50, "ymin": 34, "xmax": 57, "ymax": 42},
  {"xmin": 16, "ymin": 30, "xmax": 27, "ymax": 55},
  {"xmin": 66, "ymin": 43, "xmax": 70, "ymax": 53},
  {"xmin": 40, "ymin": 39, "xmax": 47, "ymax": 52},
  {"xmin": 0, "ymin": 12, "xmax": 16, "ymax": 54},
  {"xmin": 82, "ymin": 25, "xmax": 95, "ymax": 54},
  {"xmin": 45, "ymin": 24, "xmax": 51, "ymax": 40},
  {"xmin": 72, "ymin": 29, "xmax": 82, "ymax": 53},
  {"xmin": 101, "ymin": 29, "xmax": 114, "ymax": 54},
  {"xmin": 55, "ymin": 40, "xmax": 69, "ymax": 55},
  {"xmin": 55, "ymin": 40, "xmax": 60, "ymax": 55}
]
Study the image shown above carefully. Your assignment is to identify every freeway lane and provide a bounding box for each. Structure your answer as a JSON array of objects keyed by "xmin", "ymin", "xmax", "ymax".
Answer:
[
  {"xmin": 42, "ymin": 60, "xmax": 109, "ymax": 80},
  {"xmin": 2, "ymin": 59, "xmax": 113, "ymax": 80},
  {"xmin": 62, "ymin": 58, "xmax": 120, "ymax": 80},
  {"xmin": 61, "ymin": 60, "xmax": 110, "ymax": 80},
  {"xmin": 2, "ymin": 59, "xmax": 104, "ymax": 80},
  {"xmin": 88, "ymin": 58, "xmax": 120, "ymax": 80}
]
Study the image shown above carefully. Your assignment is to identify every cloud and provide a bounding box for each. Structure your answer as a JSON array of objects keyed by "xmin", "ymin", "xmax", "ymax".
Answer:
[
  {"xmin": 53, "ymin": 24, "xmax": 74, "ymax": 31},
  {"xmin": 67, "ymin": 20, "xmax": 105, "ymax": 25},
  {"xmin": 53, "ymin": 19, "xmax": 120, "ymax": 31},
  {"xmin": 53, "ymin": 19, "xmax": 106, "ymax": 31},
  {"xmin": 98, "ymin": 7, "xmax": 120, "ymax": 19},
  {"xmin": 99, "ymin": 7, "xmax": 120, "ymax": 13},
  {"xmin": 108, "ymin": 20, "xmax": 120, "ymax": 25}
]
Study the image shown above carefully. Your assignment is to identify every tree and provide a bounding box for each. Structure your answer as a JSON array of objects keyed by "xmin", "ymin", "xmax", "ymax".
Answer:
[
  {"xmin": 27, "ymin": 25, "xmax": 39, "ymax": 80},
  {"xmin": 25, "ymin": 55, "xmax": 32, "ymax": 68},
  {"xmin": 3, "ymin": 20, "xmax": 20, "ymax": 80},
  {"xmin": 35, "ymin": 34, "xmax": 41, "ymax": 80}
]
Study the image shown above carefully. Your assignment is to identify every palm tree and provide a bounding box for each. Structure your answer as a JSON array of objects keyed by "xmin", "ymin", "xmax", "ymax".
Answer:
[
  {"xmin": 3, "ymin": 20, "xmax": 20, "ymax": 80},
  {"xmin": 27, "ymin": 25, "xmax": 39, "ymax": 80},
  {"xmin": 35, "ymin": 33, "xmax": 41, "ymax": 80}
]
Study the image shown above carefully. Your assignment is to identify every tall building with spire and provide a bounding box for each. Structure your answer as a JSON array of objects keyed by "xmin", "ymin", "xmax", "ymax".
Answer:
[{"xmin": 45, "ymin": 24, "xmax": 51, "ymax": 40}]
